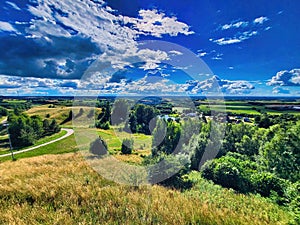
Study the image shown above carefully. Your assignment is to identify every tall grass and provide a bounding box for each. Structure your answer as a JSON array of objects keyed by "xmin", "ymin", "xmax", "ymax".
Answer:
[{"xmin": 0, "ymin": 153, "xmax": 294, "ymax": 224}]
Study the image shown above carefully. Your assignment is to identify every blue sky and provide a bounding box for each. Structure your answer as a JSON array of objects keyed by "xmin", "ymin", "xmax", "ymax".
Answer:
[{"xmin": 0, "ymin": 0, "xmax": 299, "ymax": 96}]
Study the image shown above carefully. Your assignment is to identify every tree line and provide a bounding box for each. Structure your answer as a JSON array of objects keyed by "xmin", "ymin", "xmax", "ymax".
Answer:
[{"xmin": 8, "ymin": 113, "xmax": 61, "ymax": 148}]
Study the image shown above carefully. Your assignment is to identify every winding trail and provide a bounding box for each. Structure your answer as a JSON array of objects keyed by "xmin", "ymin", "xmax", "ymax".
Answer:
[{"xmin": 0, "ymin": 128, "xmax": 74, "ymax": 158}]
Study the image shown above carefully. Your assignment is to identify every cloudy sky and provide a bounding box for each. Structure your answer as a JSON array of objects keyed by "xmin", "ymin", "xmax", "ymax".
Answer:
[{"xmin": 0, "ymin": 0, "xmax": 299, "ymax": 96}]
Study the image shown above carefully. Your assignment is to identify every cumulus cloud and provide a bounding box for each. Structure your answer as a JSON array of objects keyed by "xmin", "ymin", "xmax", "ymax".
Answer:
[
  {"xmin": 0, "ymin": 71, "xmax": 256, "ymax": 96},
  {"xmin": 0, "ymin": 0, "xmax": 193, "ymax": 80},
  {"xmin": 267, "ymin": 69, "xmax": 300, "ymax": 86},
  {"xmin": 182, "ymin": 76, "xmax": 254, "ymax": 95},
  {"xmin": 124, "ymin": 9, "xmax": 194, "ymax": 38}
]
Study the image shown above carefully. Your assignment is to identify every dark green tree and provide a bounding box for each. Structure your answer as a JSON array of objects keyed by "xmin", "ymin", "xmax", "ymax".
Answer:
[
  {"xmin": 121, "ymin": 138, "xmax": 134, "ymax": 154},
  {"xmin": 90, "ymin": 137, "xmax": 108, "ymax": 156}
]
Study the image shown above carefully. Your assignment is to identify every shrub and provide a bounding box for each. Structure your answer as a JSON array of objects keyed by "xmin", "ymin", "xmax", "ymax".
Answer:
[
  {"xmin": 250, "ymin": 172, "xmax": 287, "ymax": 198},
  {"xmin": 201, "ymin": 153, "xmax": 257, "ymax": 193},
  {"xmin": 95, "ymin": 121, "xmax": 110, "ymax": 130},
  {"xmin": 121, "ymin": 138, "xmax": 133, "ymax": 154},
  {"xmin": 90, "ymin": 137, "xmax": 108, "ymax": 156}
]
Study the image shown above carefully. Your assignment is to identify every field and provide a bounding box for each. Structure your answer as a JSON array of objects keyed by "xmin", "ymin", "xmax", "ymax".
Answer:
[
  {"xmin": 0, "ymin": 99, "xmax": 298, "ymax": 224},
  {"xmin": 0, "ymin": 153, "xmax": 294, "ymax": 225},
  {"xmin": 26, "ymin": 105, "xmax": 101, "ymax": 125}
]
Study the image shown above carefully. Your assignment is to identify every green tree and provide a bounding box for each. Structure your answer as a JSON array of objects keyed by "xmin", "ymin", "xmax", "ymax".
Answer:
[
  {"xmin": 111, "ymin": 99, "xmax": 130, "ymax": 125},
  {"xmin": 129, "ymin": 104, "xmax": 159, "ymax": 135},
  {"xmin": 90, "ymin": 137, "xmax": 108, "ymax": 156},
  {"xmin": 121, "ymin": 138, "xmax": 134, "ymax": 154},
  {"xmin": 202, "ymin": 152, "xmax": 257, "ymax": 193},
  {"xmin": 259, "ymin": 123, "xmax": 300, "ymax": 182}
]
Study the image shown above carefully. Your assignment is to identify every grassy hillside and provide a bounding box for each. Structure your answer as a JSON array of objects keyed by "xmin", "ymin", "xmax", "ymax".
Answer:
[
  {"xmin": 26, "ymin": 105, "xmax": 101, "ymax": 125},
  {"xmin": 0, "ymin": 153, "xmax": 293, "ymax": 224}
]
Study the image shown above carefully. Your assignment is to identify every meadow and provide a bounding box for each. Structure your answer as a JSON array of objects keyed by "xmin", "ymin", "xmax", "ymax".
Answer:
[{"xmin": 0, "ymin": 153, "xmax": 294, "ymax": 225}]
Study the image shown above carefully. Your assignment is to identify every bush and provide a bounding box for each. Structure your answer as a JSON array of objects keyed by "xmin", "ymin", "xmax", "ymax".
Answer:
[
  {"xmin": 95, "ymin": 121, "xmax": 110, "ymax": 130},
  {"xmin": 121, "ymin": 138, "xmax": 133, "ymax": 154},
  {"xmin": 145, "ymin": 153, "xmax": 191, "ymax": 189},
  {"xmin": 90, "ymin": 137, "xmax": 108, "ymax": 156},
  {"xmin": 201, "ymin": 153, "xmax": 257, "ymax": 193},
  {"xmin": 250, "ymin": 172, "xmax": 287, "ymax": 197}
]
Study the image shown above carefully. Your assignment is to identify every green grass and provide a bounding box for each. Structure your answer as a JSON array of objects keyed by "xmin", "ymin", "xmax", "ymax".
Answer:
[
  {"xmin": 0, "ymin": 134, "xmax": 77, "ymax": 163},
  {"xmin": 0, "ymin": 130, "xmax": 67, "ymax": 156},
  {"xmin": 199, "ymin": 104, "xmax": 300, "ymax": 115}
]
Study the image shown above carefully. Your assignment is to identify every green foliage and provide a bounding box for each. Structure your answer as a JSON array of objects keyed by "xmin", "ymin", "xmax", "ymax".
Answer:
[
  {"xmin": 97, "ymin": 101, "xmax": 111, "ymax": 124},
  {"xmin": 128, "ymin": 104, "xmax": 159, "ymax": 135},
  {"xmin": 259, "ymin": 122, "xmax": 300, "ymax": 182},
  {"xmin": 8, "ymin": 113, "xmax": 60, "ymax": 148},
  {"xmin": 95, "ymin": 121, "xmax": 110, "ymax": 130},
  {"xmin": 90, "ymin": 137, "xmax": 108, "ymax": 156},
  {"xmin": 202, "ymin": 153, "xmax": 257, "ymax": 193},
  {"xmin": 121, "ymin": 138, "xmax": 133, "ymax": 154},
  {"xmin": 146, "ymin": 153, "xmax": 191, "ymax": 189},
  {"xmin": 152, "ymin": 120, "xmax": 181, "ymax": 156},
  {"xmin": 111, "ymin": 99, "xmax": 130, "ymax": 125},
  {"xmin": 60, "ymin": 110, "xmax": 73, "ymax": 124},
  {"xmin": 250, "ymin": 172, "xmax": 287, "ymax": 198},
  {"xmin": 0, "ymin": 106, "xmax": 7, "ymax": 117},
  {"xmin": 255, "ymin": 113, "xmax": 273, "ymax": 128}
]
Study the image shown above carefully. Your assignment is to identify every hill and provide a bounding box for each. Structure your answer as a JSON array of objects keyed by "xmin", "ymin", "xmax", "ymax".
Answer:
[{"xmin": 0, "ymin": 153, "xmax": 293, "ymax": 224}]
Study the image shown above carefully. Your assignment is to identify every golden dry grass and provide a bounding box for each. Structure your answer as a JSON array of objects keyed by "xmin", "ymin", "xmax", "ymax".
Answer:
[
  {"xmin": 0, "ymin": 153, "xmax": 293, "ymax": 225},
  {"xmin": 26, "ymin": 105, "xmax": 101, "ymax": 125}
]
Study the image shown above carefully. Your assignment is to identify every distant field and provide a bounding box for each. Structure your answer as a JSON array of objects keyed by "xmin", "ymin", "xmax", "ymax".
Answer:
[
  {"xmin": 199, "ymin": 103, "xmax": 300, "ymax": 115},
  {"xmin": 26, "ymin": 105, "xmax": 101, "ymax": 125}
]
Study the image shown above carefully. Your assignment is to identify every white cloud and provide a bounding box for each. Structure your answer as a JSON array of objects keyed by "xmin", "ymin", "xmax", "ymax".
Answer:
[
  {"xmin": 267, "ymin": 69, "xmax": 300, "ymax": 86},
  {"xmin": 212, "ymin": 37, "xmax": 242, "ymax": 45},
  {"xmin": 211, "ymin": 30, "xmax": 258, "ymax": 45},
  {"xmin": 0, "ymin": 72, "xmax": 256, "ymax": 96},
  {"xmin": 196, "ymin": 50, "xmax": 208, "ymax": 57},
  {"xmin": 0, "ymin": 21, "xmax": 16, "ymax": 32},
  {"xmin": 221, "ymin": 21, "xmax": 248, "ymax": 30},
  {"xmin": 168, "ymin": 50, "xmax": 183, "ymax": 56},
  {"xmin": 211, "ymin": 16, "xmax": 269, "ymax": 46},
  {"xmin": 272, "ymin": 87, "xmax": 290, "ymax": 94},
  {"xmin": 183, "ymin": 76, "xmax": 254, "ymax": 95},
  {"xmin": 24, "ymin": 0, "xmax": 194, "ymax": 74},
  {"xmin": 211, "ymin": 53, "xmax": 223, "ymax": 60},
  {"xmin": 6, "ymin": 1, "xmax": 21, "ymax": 11},
  {"xmin": 253, "ymin": 16, "xmax": 269, "ymax": 24},
  {"xmin": 125, "ymin": 9, "xmax": 194, "ymax": 38}
]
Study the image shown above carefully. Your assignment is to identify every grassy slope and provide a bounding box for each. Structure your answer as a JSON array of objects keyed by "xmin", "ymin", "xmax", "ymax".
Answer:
[
  {"xmin": 26, "ymin": 105, "xmax": 101, "ymax": 125},
  {"xmin": 0, "ymin": 134, "xmax": 77, "ymax": 162},
  {"xmin": 0, "ymin": 130, "xmax": 67, "ymax": 156},
  {"xmin": 0, "ymin": 153, "xmax": 293, "ymax": 225}
]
